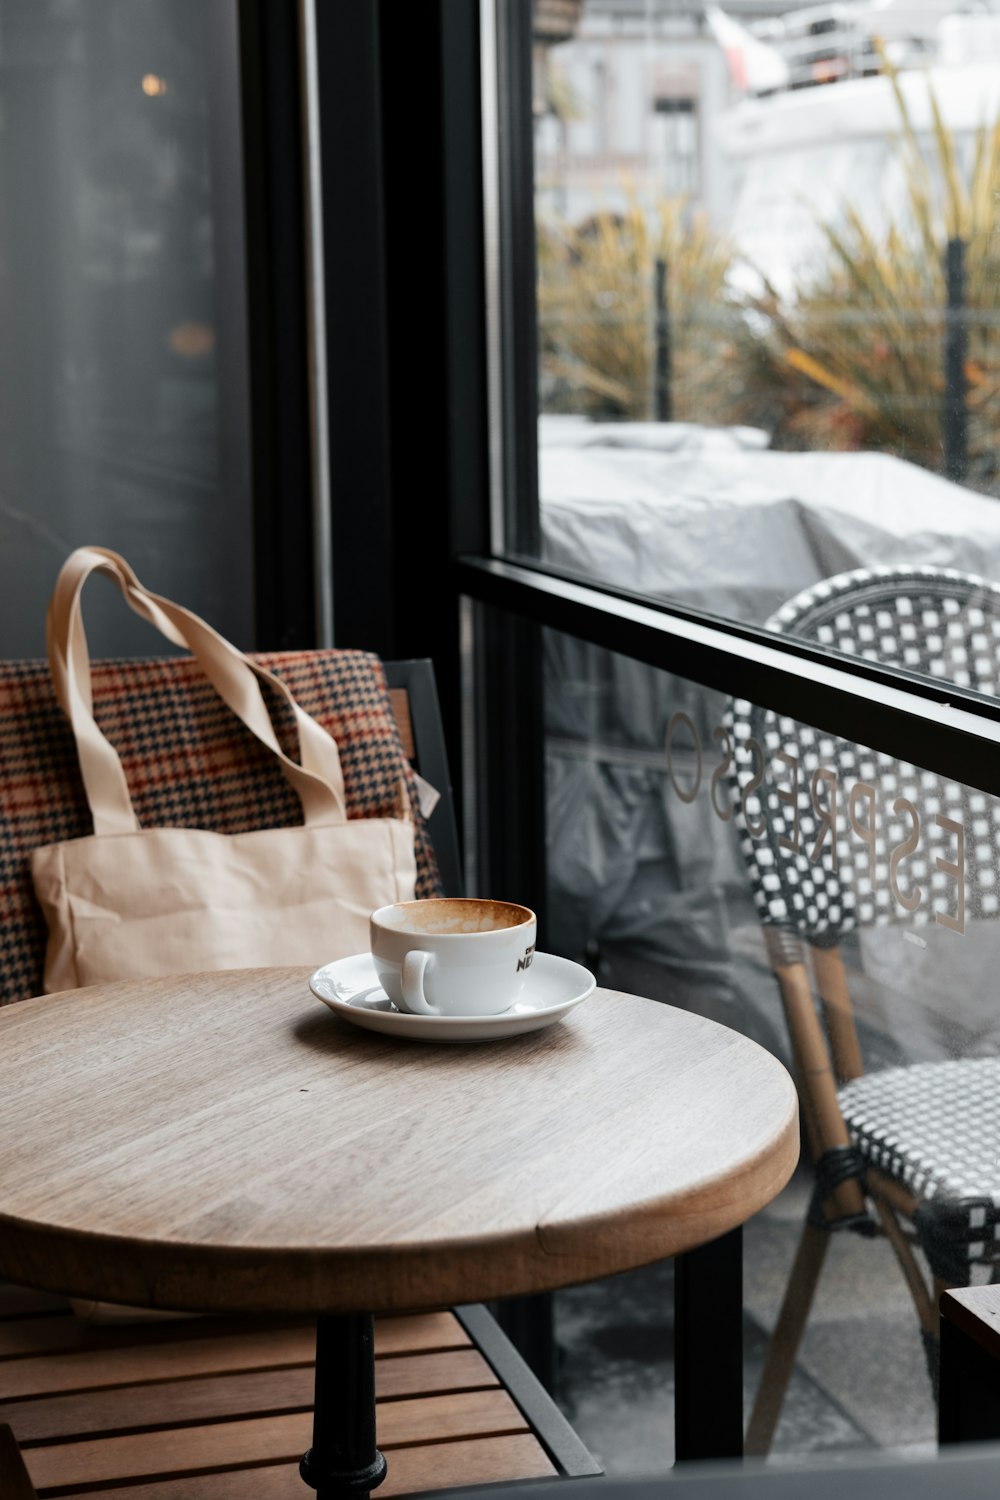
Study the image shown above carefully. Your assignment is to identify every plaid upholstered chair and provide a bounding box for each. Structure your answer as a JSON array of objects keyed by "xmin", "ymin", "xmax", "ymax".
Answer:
[
  {"xmin": 0, "ymin": 650, "xmax": 443, "ymax": 1007},
  {"xmin": 727, "ymin": 564, "xmax": 1000, "ymax": 1453}
]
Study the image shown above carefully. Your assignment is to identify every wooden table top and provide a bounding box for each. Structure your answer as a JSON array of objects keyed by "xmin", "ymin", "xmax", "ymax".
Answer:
[{"xmin": 0, "ymin": 969, "xmax": 798, "ymax": 1316}]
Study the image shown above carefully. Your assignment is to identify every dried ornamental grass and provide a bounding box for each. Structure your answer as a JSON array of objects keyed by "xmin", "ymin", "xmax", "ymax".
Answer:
[
  {"xmin": 537, "ymin": 192, "xmax": 748, "ymax": 423},
  {"xmin": 741, "ymin": 60, "xmax": 1000, "ymax": 486},
  {"xmin": 535, "ymin": 67, "xmax": 1000, "ymax": 491}
]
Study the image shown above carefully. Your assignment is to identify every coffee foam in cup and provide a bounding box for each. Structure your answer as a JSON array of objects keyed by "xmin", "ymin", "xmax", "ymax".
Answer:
[{"xmin": 377, "ymin": 898, "xmax": 530, "ymax": 935}]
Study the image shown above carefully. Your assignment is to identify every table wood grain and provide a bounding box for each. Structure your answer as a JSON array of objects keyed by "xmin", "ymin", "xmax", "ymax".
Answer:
[{"xmin": 0, "ymin": 969, "xmax": 798, "ymax": 1316}]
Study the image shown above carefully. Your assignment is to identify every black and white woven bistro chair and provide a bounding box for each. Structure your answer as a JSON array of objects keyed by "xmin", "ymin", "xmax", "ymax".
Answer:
[{"xmin": 726, "ymin": 564, "xmax": 1000, "ymax": 1454}]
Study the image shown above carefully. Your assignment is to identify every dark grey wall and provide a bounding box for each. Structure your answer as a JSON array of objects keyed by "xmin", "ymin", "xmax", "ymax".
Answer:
[{"xmin": 0, "ymin": 0, "xmax": 253, "ymax": 660}]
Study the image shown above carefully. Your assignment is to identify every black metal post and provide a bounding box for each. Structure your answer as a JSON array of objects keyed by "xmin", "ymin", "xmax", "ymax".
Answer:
[
  {"xmin": 494, "ymin": 1291, "xmax": 557, "ymax": 1392},
  {"xmin": 655, "ymin": 256, "xmax": 672, "ymax": 423},
  {"xmin": 944, "ymin": 236, "xmax": 968, "ymax": 484},
  {"xmin": 474, "ymin": 596, "xmax": 554, "ymax": 1390},
  {"xmin": 494, "ymin": 0, "xmax": 543, "ymax": 556},
  {"xmin": 939, "ymin": 1304, "xmax": 1000, "ymax": 1445},
  {"xmin": 237, "ymin": 0, "xmax": 318, "ymax": 650},
  {"xmin": 300, "ymin": 1313, "xmax": 387, "ymax": 1500},
  {"xmin": 674, "ymin": 1228, "xmax": 743, "ymax": 1462}
]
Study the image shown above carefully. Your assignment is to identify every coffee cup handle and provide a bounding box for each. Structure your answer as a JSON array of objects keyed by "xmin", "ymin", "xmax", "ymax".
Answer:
[{"xmin": 400, "ymin": 950, "xmax": 440, "ymax": 1016}]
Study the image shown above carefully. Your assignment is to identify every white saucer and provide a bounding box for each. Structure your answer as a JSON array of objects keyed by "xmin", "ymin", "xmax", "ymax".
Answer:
[{"xmin": 308, "ymin": 951, "xmax": 595, "ymax": 1043}]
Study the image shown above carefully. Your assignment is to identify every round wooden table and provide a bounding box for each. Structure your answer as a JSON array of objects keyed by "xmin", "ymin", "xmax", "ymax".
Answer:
[{"xmin": 0, "ymin": 969, "xmax": 799, "ymax": 1495}]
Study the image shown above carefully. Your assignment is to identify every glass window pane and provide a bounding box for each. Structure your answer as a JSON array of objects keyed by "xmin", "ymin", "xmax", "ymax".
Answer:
[
  {"xmin": 526, "ymin": 0, "xmax": 1000, "ymax": 702},
  {"xmin": 541, "ymin": 620, "xmax": 998, "ymax": 1463},
  {"xmin": 0, "ymin": 0, "xmax": 252, "ymax": 658}
]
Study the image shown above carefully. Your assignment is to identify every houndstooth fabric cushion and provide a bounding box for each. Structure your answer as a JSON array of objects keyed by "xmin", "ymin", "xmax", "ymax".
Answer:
[
  {"xmin": 840, "ymin": 1057, "xmax": 1000, "ymax": 1276},
  {"xmin": 0, "ymin": 650, "xmax": 442, "ymax": 1007},
  {"xmin": 727, "ymin": 566, "xmax": 1000, "ymax": 940}
]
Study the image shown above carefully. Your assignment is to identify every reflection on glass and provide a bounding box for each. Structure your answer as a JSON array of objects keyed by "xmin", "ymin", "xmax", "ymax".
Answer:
[
  {"xmin": 544, "ymin": 624, "xmax": 1000, "ymax": 1458},
  {"xmin": 531, "ymin": 0, "xmax": 1000, "ymax": 689},
  {"xmin": 0, "ymin": 0, "xmax": 251, "ymax": 657}
]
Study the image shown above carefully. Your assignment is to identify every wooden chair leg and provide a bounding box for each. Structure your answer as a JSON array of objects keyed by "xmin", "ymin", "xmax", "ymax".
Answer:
[
  {"xmin": 745, "ymin": 1220, "xmax": 831, "ymax": 1456},
  {"xmin": 868, "ymin": 1194, "xmax": 944, "ymax": 1399},
  {"xmin": 769, "ymin": 956, "xmax": 868, "ymax": 1224},
  {"xmin": 810, "ymin": 946, "xmax": 863, "ymax": 1083},
  {"xmin": 869, "ymin": 1196, "xmax": 936, "ymax": 1336}
]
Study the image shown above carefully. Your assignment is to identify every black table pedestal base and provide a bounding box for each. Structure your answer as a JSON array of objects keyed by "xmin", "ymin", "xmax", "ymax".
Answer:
[
  {"xmin": 300, "ymin": 1312, "xmax": 387, "ymax": 1500},
  {"xmin": 675, "ymin": 1227, "xmax": 744, "ymax": 1463},
  {"xmin": 300, "ymin": 1451, "xmax": 387, "ymax": 1500}
]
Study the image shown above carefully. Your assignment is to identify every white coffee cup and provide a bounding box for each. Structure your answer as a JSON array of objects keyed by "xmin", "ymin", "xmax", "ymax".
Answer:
[{"xmin": 369, "ymin": 898, "xmax": 537, "ymax": 1017}]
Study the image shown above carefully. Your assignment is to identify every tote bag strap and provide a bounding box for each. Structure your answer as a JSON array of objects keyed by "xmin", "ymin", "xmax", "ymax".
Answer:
[{"xmin": 47, "ymin": 547, "xmax": 348, "ymax": 836}]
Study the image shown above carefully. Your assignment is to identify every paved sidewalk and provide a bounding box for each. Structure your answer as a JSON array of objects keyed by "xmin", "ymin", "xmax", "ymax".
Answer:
[{"xmin": 552, "ymin": 1168, "xmax": 936, "ymax": 1475}]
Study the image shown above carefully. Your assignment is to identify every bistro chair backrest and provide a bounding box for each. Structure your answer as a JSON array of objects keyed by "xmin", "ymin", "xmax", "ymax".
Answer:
[{"xmin": 727, "ymin": 564, "xmax": 1000, "ymax": 950}]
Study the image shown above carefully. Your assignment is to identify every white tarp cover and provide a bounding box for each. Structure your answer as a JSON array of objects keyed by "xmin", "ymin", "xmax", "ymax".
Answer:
[{"xmin": 540, "ymin": 415, "xmax": 1000, "ymax": 622}]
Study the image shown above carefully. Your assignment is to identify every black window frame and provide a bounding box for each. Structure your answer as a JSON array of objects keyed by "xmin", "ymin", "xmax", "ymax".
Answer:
[
  {"xmin": 296, "ymin": 0, "xmax": 1000, "ymax": 908},
  {"xmin": 453, "ymin": 0, "xmax": 1000, "ymax": 908}
]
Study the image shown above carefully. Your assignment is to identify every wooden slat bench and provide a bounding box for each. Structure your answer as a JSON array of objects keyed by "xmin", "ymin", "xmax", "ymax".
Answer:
[{"xmin": 0, "ymin": 1283, "xmax": 595, "ymax": 1497}]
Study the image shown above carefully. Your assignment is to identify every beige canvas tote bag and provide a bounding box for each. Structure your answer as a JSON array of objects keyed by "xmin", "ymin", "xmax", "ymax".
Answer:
[{"xmin": 31, "ymin": 547, "xmax": 417, "ymax": 993}]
